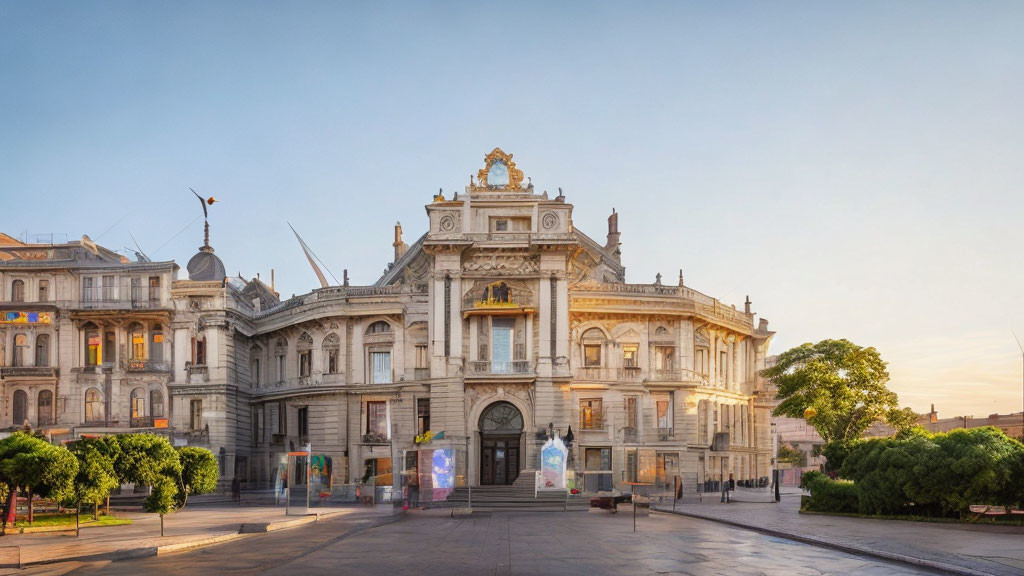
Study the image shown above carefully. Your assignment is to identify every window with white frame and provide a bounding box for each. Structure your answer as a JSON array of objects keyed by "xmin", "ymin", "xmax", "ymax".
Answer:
[{"xmin": 370, "ymin": 351, "xmax": 391, "ymax": 384}]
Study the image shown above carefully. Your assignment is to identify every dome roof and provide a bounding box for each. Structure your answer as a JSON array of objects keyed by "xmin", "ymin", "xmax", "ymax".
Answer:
[{"xmin": 187, "ymin": 246, "xmax": 226, "ymax": 281}]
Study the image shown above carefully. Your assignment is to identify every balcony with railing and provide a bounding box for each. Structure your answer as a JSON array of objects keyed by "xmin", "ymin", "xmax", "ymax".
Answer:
[
  {"xmin": 465, "ymin": 360, "xmax": 534, "ymax": 380},
  {"xmin": 575, "ymin": 366, "xmax": 643, "ymax": 382},
  {"xmin": 71, "ymin": 287, "xmax": 166, "ymax": 311},
  {"xmin": 361, "ymin": 432, "xmax": 390, "ymax": 445},
  {"xmin": 126, "ymin": 359, "xmax": 170, "ymax": 373},
  {"xmin": 186, "ymin": 364, "xmax": 209, "ymax": 383},
  {"xmin": 130, "ymin": 416, "xmax": 154, "ymax": 428},
  {"xmin": 0, "ymin": 366, "xmax": 58, "ymax": 379},
  {"xmin": 648, "ymin": 368, "xmax": 709, "ymax": 385}
]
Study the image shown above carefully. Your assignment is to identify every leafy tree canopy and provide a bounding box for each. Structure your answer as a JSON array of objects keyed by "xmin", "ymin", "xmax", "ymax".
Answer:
[
  {"xmin": 763, "ymin": 339, "xmax": 913, "ymax": 449},
  {"xmin": 67, "ymin": 438, "xmax": 121, "ymax": 507},
  {"xmin": 175, "ymin": 446, "xmax": 218, "ymax": 508},
  {"xmin": 111, "ymin": 434, "xmax": 182, "ymax": 514},
  {"xmin": 0, "ymin": 432, "xmax": 77, "ymax": 503}
]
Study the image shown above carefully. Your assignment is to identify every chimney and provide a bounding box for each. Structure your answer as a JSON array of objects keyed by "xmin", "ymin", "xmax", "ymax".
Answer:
[
  {"xmin": 393, "ymin": 221, "xmax": 407, "ymax": 262},
  {"xmin": 343, "ymin": 269, "xmax": 349, "ymax": 287},
  {"xmin": 744, "ymin": 295, "xmax": 752, "ymax": 314},
  {"xmin": 605, "ymin": 208, "xmax": 621, "ymax": 262},
  {"xmin": 271, "ymin": 269, "xmax": 275, "ymax": 293},
  {"xmin": 929, "ymin": 404, "xmax": 938, "ymax": 423},
  {"xmin": 757, "ymin": 318, "xmax": 769, "ymax": 332}
]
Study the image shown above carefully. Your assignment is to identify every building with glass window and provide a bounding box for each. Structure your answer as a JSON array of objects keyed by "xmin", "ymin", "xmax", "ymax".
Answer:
[
  {"xmin": 0, "ymin": 232, "xmax": 177, "ymax": 441},
  {"xmin": 1, "ymin": 149, "xmax": 776, "ymax": 496}
]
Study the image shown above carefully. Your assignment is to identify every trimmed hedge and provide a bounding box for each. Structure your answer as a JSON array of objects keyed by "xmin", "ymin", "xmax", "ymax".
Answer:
[
  {"xmin": 800, "ymin": 471, "xmax": 858, "ymax": 513},
  {"xmin": 803, "ymin": 427, "xmax": 1024, "ymax": 518}
]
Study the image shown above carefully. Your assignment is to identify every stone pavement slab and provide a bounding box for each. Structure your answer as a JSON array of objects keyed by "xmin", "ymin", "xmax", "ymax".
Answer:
[
  {"xmin": 0, "ymin": 503, "xmax": 391, "ymax": 571},
  {"xmin": 656, "ymin": 493, "xmax": 1024, "ymax": 576}
]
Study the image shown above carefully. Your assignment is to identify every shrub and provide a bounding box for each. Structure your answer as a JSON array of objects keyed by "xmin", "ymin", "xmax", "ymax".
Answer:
[{"xmin": 802, "ymin": 472, "xmax": 858, "ymax": 513}]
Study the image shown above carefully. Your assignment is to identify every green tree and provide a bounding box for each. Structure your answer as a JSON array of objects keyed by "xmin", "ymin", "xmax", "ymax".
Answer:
[
  {"xmin": 67, "ymin": 438, "xmax": 121, "ymax": 532},
  {"xmin": 112, "ymin": 434, "xmax": 182, "ymax": 536},
  {"xmin": 0, "ymin": 432, "xmax": 77, "ymax": 532},
  {"xmin": 175, "ymin": 447, "xmax": 219, "ymax": 508},
  {"xmin": 762, "ymin": 339, "xmax": 910, "ymax": 472}
]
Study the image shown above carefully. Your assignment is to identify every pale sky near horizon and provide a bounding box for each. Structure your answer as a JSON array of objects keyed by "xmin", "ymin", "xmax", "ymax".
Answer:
[{"xmin": 2, "ymin": 2, "xmax": 1022, "ymax": 419}]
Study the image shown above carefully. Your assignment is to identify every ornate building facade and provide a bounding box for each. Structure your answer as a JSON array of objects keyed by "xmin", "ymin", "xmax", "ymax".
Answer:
[{"xmin": 1, "ymin": 149, "xmax": 775, "ymax": 494}]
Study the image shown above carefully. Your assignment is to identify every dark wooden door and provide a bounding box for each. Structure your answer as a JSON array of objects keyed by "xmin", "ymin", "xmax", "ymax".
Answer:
[{"xmin": 481, "ymin": 436, "xmax": 520, "ymax": 485}]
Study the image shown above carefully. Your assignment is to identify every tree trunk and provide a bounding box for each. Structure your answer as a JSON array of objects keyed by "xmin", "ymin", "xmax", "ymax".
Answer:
[
  {"xmin": 105, "ymin": 495, "xmax": 110, "ymax": 517},
  {"xmin": 76, "ymin": 502, "xmax": 81, "ymax": 537},
  {"xmin": 160, "ymin": 513, "xmax": 164, "ymax": 537},
  {"xmin": 27, "ymin": 487, "xmax": 33, "ymax": 526}
]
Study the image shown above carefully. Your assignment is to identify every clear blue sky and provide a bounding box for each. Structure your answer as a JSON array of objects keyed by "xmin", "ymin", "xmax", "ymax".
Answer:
[{"xmin": 3, "ymin": 1, "xmax": 1022, "ymax": 417}]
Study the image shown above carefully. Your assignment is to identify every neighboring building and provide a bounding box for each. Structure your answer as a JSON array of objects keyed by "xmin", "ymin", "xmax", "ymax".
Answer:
[
  {"xmin": 918, "ymin": 405, "xmax": 1023, "ymax": 439},
  {"xmin": 1, "ymin": 149, "xmax": 777, "ymax": 495},
  {"xmin": 0, "ymin": 233, "xmax": 177, "ymax": 442}
]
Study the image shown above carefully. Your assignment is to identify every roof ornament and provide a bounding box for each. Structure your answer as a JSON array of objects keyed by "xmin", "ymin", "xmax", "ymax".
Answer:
[{"xmin": 190, "ymin": 188, "xmax": 218, "ymax": 252}]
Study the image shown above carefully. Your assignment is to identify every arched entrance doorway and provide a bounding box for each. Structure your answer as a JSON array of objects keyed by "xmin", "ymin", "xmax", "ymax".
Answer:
[{"xmin": 479, "ymin": 401, "xmax": 523, "ymax": 485}]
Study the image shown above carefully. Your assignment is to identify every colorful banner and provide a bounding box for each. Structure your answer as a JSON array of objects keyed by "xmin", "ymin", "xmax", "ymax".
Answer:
[
  {"xmin": 431, "ymin": 448, "xmax": 454, "ymax": 489},
  {"xmin": 2, "ymin": 311, "xmax": 52, "ymax": 324}
]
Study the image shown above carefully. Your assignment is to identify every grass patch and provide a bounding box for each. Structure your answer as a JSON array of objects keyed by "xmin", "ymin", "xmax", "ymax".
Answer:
[{"xmin": 14, "ymin": 513, "xmax": 132, "ymax": 529}]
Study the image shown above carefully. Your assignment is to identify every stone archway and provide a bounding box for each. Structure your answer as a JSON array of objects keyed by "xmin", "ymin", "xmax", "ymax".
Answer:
[{"xmin": 478, "ymin": 401, "xmax": 524, "ymax": 485}]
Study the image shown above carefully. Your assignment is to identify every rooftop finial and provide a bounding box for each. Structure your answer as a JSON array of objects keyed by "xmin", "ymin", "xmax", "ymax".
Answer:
[{"xmin": 190, "ymin": 188, "xmax": 218, "ymax": 252}]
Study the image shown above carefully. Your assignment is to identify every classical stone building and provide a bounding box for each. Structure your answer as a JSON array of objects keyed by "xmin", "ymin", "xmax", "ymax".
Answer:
[{"xmin": 1, "ymin": 149, "xmax": 776, "ymax": 495}]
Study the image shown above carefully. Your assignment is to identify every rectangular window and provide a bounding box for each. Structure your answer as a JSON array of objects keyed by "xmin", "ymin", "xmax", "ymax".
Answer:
[
  {"xmin": 102, "ymin": 331, "xmax": 115, "ymax": 363},
  {"xmin": 82, "ymin": 277, "xmax": 94, "ymax": 301},
  {"xmin": 102, "ymin": 275, "xmax": 115, "ymax": 300},
  {"xmin": 278, "ymin": 401, "xmax": 287, "ymax": 435},
  {"xmin": 277, "ymin": 354, "xmax": 285, "ymax": 382},
  {"xmin": 415, "ymin": 344, "xmax": 429, "ymax": 369},
  {"xmin": 298, "ymin": 407, "xmax": 309, "ymax": 438},
  {"xmin": 299, "ymin": 350, "xmax": 311, "ymax": 377},
  {"xmin": 190, "ymin": 399, "xmax": 203, "ymax": 431},
  {"xmin": 494, "ymin": 219, "xmax": 508, "ymax": 232},
  {"xmin": 491, "ymin": 318, "xmax": 513, "ymax": 373},
  {"xmin": 580, "ymin": 398, "xmax": 603, "ymax": 430},
  {"xmin": 656, "ymin": 399, "xmax": 671, "ymax": 429},
  {"xmin": 583, "ymin": 447, "xmax": 613, "ymax": 492},
  {"xmin": 151, "ymin": 390, "xmax": 164, "ymax": 418},
  {"xmin": 655, "ymin": 346, "xmax": 675, "ymax": 371},
  {"xmin": 87, "ymin": 329, "xmax": 100, "ymax": 366},
  {"xmin": 253, "ymin": 408, "xmax": 263, "ymax": 446},
  {"xmin": 148, "ymin": 276, "xmax": 160, "ymax": 301},
  {"xmin": 192, "ymin": 337, "xmax": 207, "ymax": 365},
  {"xmin": 366, "ymin": 401, "xmax": 388, "ymax": 437},
  {"xmin": 132, "ymin": 395, "xmax": 144, "ymax": 419},
  {"xmin": 38, "ymin": 280, "xmax": 49, "ymax": 302},
  {"xmin": 696, "ymin": 349, "xmax": 708, "ymax": 374},
  {"xmin": 626, "ymin": 396, "xmax": 638, "ymax": 430},
  {"xmin": 583, "ymin": 344, "xmax": 601, "ymax": 367},
  {"xmin": 132, "ymin": 332, "xmax": 145, "ymax": 360},
  {"xmin": 251, "ymin": 358, "xmax": 260, "ymax": 387},
  {"xmin": 719, "ymin": 351, "xmax": 728, "ymax": 383},
  {"xmin": 417, "ymin": 398, "xmax": 430, "ymax": 434},
  {"xmin": 130, "ymin": 277, "xmax": 142, "ymax": 303},
  {"xmin": 622, "ymin": 344, "xmax": 638, "ymax": 368},
  {"xmin": 371, "ymin": 351, "xmax": 391, "ymax": 384}
]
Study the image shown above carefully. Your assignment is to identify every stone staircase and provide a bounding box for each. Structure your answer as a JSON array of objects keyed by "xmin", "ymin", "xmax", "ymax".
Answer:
[{"xmin": 437, "ymin": 470, "xmax": 590, "ymax": 512}]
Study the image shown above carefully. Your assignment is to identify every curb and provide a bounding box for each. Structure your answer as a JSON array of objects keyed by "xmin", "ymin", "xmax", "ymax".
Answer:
[
  {"xmin": 653, "ymin": 507, "xmax": 994, "ymax": 576},
  {"xmin": 9, "ymin": 511, "xmax": 382, "ymax": 568}
]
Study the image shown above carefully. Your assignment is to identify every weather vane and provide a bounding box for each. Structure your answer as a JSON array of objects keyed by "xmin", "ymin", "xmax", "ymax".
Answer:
[{"xmin": 190, "ymin": 188, "xmax": 218, "ymax": 249}]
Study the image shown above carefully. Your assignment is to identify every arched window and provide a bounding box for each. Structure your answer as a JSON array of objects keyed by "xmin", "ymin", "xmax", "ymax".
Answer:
[
  {"xmin": 35, "ymin": 334, "xmax": 49, "ymax": 367},
  {"xmin": 297, "ymin": 332, "xmax": 313, "ymax": 377},
  {"xmin": 150, "ymin": 324, "xmax": 164, "ymax": 363},
  {"xmin": 13, "ymin": 334, "xmax": 28, "ymax": 367},
  {"xmin": 366, "ymin": 321, "xmax": 392, "ymax": 334},
  {"xmin": 83, "ymin": 322, "xmax": 100, "ymax": 366},
  {"xmin": 13, "ymin": 389, "xmax": 28, "ymax": 426},
  {"xmin": 323, "ymin": 333, "xmax": 340, "ymax": 374},
  {"xmin": 85, "ymin": 388, "xmax": 103, "ymax": 422},
  {"xmin": 11, "ymin": 280, "xmax": 24, "ymax": 302},
  {"xmin": 38, "ymin": 390, "xmax": 53, "ymax": 426},
  {"xmin": 581, "ymin": 328, "xmax": 605, "ymax": 367},
  {"xmin": 130, "ymin": 387, "xmax": 145, "ymax": 419},
  {"xmin": 150, "ymin": 389, "xmax": 164, "ymax": 418},
  {"xmin": 129, "ymin": 322, "xmax": 145, "ymax": 360}
]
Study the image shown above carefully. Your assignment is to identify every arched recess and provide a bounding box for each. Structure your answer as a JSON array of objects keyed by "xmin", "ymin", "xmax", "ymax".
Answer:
[
  {"xmin": 13, "ymin": 389, "xmax": 28, "ymax": 426},
  {"xmin": 476, "ymin": 401, "xmax": 524, "ymax": 486}
]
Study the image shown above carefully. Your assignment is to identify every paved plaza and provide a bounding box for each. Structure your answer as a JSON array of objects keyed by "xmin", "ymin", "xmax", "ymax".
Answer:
[{"xmin": 18, "ymin": 508, "xmax": 937, "ymax": 576}]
